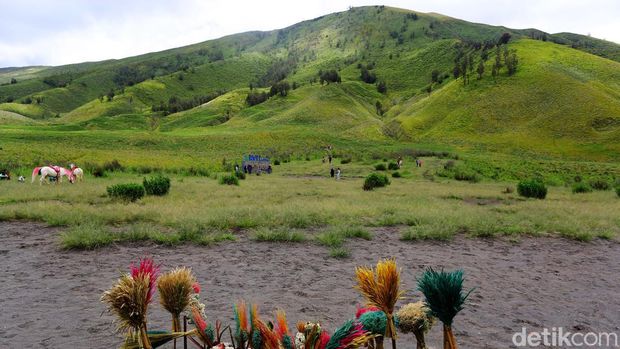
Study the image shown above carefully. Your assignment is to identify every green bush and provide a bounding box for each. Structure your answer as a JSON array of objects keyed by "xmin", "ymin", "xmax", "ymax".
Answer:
[
  {"xmin": 340, "ymin": 157, "xmax": 352, "ymax": 164},
  {"xmin": 274, "ymin": 159, "xmax": 281, "ymax": 166},
  {"xmin": 517, "ymin": 179, "xmax": 547, "ymax": 199},
  {"xmin": 615, "ymin": 185, "xmax": 620, "ymax": 197},
  {"xmin": 374, "ymin": 163, "xmax": 387, "ymax": 171},
  {"xmin": 572, "ymin": 182, "xmax": 592, "ymax": 194},
  {"xmin": 363, "ymin": 173, "xmax": 390, "ymax": 191},
  {"xmin": 107, "ymin": 183, "xmax": 145, "ymax": 202},
  {"xmin": 234, "ymin": 171, "xmax": 246, "ymax": 180},
  {"xmin": 387, "ymin": 162, "xmax": 399, "ymax": 170},
  {"xmin": 392, "ymin": 171, "xmax": 401, "ymax": 178},
  {"xmin": 453, "ymin": 168, "xmax": 481, "ymax": 183},
  {"xmin": 219, "ymin": 174, "xmax": 239, "ymax": 186},
  {"xmin": 588, "ymin": 178, "xmax": 610, "ymax": 191},
  {"xmin": 143, "ymin": 175, "xmax": 171, "ymax": 196}
]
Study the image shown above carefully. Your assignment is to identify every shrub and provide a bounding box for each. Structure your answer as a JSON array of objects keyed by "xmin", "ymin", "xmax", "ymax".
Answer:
[
  {"xmin": 363, "ymin": 173, "xmax": 390, "ymax": 191},
  {"xmin": 387, "ymin": 162, "xmax": 399, "ymax": 170},
  {"xmin": 340, "ymin": 157, "xmax": 352, "ymax": 164},
  {"xmin": 572, "ymin": 182, "xmax": 592, "ymax": 194},
  {"xmin": 503, "ymin": 186, "xmax": 514, "ymax": 194},
  {"xmin": 234, "ymin": 171, "xmax": 246, "ymax": 180},
  {"xmin": 588, "ymin": 178, "xmax": 610, "ymax": 191},
  {"xmin": 143, "ymin": 175, "xmax": 171, "ymax": 196},
  {"xmin": 615, "ymin": 185, "xmax": 620, "ymax": 197},
  {"xmin": 91, "ymin": 166, "xmax": 106, "ymax": 177},
  {"xmin": 453, "ymin": 168, "xmax": 481, "ymax": 183},
  {"xmin": 219, "ymin": 174, "xmax": 239, "ymax": 186},
  {"xmin": 107, "ymin": 183, "xmax": 145, "ymax": 202},
  {"xmin": 374, "ymin": 163, "xmax": 387, "ymax": 171},
  {"xmin": 274, "ymin": 159, "xmax": 281, "ymax": 165},
  {"xmin": 103, "ymin": 159, "xmax": 123, "ymax": 172},
  {"xmin": 517, "ymin": 179, "xmax": 547, "ymax": 199},
  {"xmin": 392, "ymin": 171, "xmax": 401, "ymax": 178}
]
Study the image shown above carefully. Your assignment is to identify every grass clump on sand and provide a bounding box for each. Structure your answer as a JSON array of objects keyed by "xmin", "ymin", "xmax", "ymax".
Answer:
[
  {"xmin": 60, "ymin": 223, "xmax": 115, "ymax": 249},
  {"xmin": 252, "ymin": 228, "xmax": 306, "ymax": 242},
  {"xmin": 316, "ymin": 226, "xmax": 372, "ymax": 258}
]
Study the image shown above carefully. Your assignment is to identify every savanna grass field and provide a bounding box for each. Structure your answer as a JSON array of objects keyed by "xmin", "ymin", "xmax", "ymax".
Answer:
[{"xmin": 2, "ymin": 149, "xmax": 619, "ymax": 250}]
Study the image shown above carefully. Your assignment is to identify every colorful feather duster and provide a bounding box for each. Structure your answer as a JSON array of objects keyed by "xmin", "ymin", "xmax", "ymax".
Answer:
[{"xmin": 325, "ymin": 320, "xmax": 373, "ymax": 349}]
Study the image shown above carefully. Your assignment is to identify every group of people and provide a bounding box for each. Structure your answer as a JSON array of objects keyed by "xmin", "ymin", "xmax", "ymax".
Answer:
[
  {"xmin": 324, "ymin": 145, "xmax": 342, "ymax": 180},
  {"xmin": 0, "ymin": 169, "xmax": 25, "ymax": 182},
  {"xmin": 237, "ymin": 163, "xmax": 272, "ymax": 175}
]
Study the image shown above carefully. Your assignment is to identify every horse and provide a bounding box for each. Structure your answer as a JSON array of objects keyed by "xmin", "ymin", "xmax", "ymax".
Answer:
[
  {"xmin": 31, "ymin": 166, "xmax": 75, "ymax": 185},
  {"xmin": 72, "ymin": 167, "xmax": 84, "ymax": 182}
]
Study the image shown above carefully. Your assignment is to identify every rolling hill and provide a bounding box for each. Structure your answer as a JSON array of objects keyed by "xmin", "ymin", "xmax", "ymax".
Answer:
[{"xmin": 0, "ymin": 5, "xmax": 619, "ymax": 168}]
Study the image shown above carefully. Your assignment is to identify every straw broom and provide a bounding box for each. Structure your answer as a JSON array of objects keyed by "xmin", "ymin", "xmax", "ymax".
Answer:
[
  {"xmin": 157, "ymin": 267, "xmax": 197, "ymax": 348},
  {"xmin": 354, "ymin": 259, "xmax": 404, "ymax": 349},
  {"xmin": 417, "ymin": 268, "xmax": 472, "ymax": 349},
  {"xmin": 102, "ymin": 273, "xmax": 153, "ymax": 349},
  {"xmin": 396, "ymin": 302, "xmax": 434, "ymax": 349}
]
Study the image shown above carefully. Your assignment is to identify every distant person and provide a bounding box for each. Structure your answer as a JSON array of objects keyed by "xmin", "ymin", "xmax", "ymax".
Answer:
[
  {"xmin": 397, "ymin": 156, "xmax": 403, "ymax": 169},
  {"xmin": 248, "ymin": 164, "xmax": 253, "ymax": 174},
  {"xmin": 267, "ymin": 165, "xmax": 272, "ymax": 174},
  {"xmin": 328, "ymin": 155, "xmax": 332, "ymax": 163},
  {"xmin": 330, "ymin": 167, "xmax": 335, "ymax": 178},
  {"xmin": 336, "ymin": 168, "xmax": 341, "ymax": 180},
  {"xmin": 234, "ymin": 164, "xmax": 240, "ymax": 173},
  {"xmin": 243, "ymin": 165, "xmax": 248, "ymax": 173}
]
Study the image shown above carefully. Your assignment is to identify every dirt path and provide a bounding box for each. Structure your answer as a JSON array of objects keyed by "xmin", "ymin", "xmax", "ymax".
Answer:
[{"xmin": 1, "ymin": 222, "xmax": 619, "ymax": 348}]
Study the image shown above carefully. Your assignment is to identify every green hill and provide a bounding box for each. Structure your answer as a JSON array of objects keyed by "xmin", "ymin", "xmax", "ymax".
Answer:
[{"xmin": 0, "ymin": 5, "xmax": 619, "ymax": 169}]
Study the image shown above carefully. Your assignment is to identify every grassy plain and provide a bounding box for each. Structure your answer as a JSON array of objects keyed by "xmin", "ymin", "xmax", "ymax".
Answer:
[{"xmin": 1, "ymin": 158, "xmax": 617, "ymax": 254}]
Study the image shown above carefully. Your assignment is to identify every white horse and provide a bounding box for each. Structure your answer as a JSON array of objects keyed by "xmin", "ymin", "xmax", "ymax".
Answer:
[
  {"xmin": 31, "ymin": 166, "xmax": 75, "ymax": 185},
  {"xmin": 72, "ymin": 167, "xmax": 84, "ymax": 182}
]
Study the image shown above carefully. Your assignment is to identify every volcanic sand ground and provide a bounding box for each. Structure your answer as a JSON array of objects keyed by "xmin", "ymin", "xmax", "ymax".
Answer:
[{"xmin": 1, "ymin": 222, "xmax": 619, "ymax": 348}]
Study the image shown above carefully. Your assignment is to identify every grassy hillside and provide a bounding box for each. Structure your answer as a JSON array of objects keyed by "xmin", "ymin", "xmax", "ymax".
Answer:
[
  {"xmin": 393, "ymin": 39, "xmax": 620, "ymax": 160},
  {"xmin": 0, "ymin": 5, "xmax": 619, "ymax": 175}
]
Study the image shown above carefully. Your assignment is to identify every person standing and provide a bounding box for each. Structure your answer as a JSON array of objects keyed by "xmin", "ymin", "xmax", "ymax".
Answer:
[
  {"xmin": 336, "ymin": 168, "xmax": 341, "ymax": 180},
  {"xmin": 330, "ymin": 167, "xmax": 335, "ymax": 178}
]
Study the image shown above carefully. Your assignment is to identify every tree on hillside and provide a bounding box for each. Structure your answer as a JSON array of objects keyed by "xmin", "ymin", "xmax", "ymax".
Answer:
[
  {"xmin": 319, "ymin": 70, "xmax": 341, "ymax": 84},
  {"xmin": 107, "ymin": 89, "xmax": 115, "ymax": 102},
  {"xmin": 10, "ymin": 78, "xmax": 17, "ymax": 84},
  {"xmin": 498, "ymin": 32, "xmax": 512, "ymax": 45},
  {"xmin": 377, "ymin": 81, "xmax": 387, "ymax": 94},
  {"xmin": 477, "ymin": 61, "xmax": 485, "ymax": 79},
  {"xmin": 431, "ymin": 70, "xmax": 440, "ymax": 83},
  {"xmin": 360, "ymin": 67, "xmax": 377, "ymax": 83},
  {"xmin": 506, "ymin": 51, "xmax": 519, "ymax": 75},
  {"xmin": 375, "ymin": 101, "xmax": 384, "ymax": 115},
  {"xmin": 270, "ymin": 81, "xmax": 291, "ymax": 97}
]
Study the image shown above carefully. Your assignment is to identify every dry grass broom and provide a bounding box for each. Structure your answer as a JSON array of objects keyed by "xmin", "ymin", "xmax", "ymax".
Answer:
[
  {"xmin": 396, "ymin": 302, "xmax": 434, "ymax": 349},
  {"xmin": 354, "ymin": 258, "xmax": 404, "ymax": 349},
  {"xmin": 157, "ymin": 267, "xmax": 197, "ymax": 349},
  {"xmin": 102, "ymin": 273, "xmax": 153, "ymax": 349}
]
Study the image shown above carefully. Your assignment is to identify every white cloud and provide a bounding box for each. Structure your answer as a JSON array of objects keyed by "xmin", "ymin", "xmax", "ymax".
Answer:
[{"xmin": 0, "ymin": 0, "xmax": 618, "ymax": 67}]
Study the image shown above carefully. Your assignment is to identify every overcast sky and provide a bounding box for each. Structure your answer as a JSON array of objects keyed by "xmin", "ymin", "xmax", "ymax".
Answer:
[{"xmin": 1, "ymin": 0, "xmax": 619, "ymax": 68}]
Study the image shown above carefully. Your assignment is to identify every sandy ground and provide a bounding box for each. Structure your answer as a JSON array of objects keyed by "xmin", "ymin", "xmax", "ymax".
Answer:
[{"xmin": 1, "ymin": 222, "xmax": 619, "ymax": 349}]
